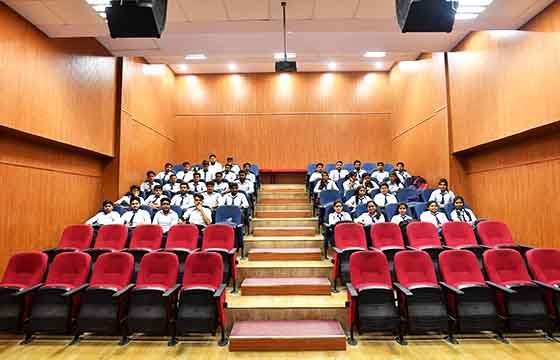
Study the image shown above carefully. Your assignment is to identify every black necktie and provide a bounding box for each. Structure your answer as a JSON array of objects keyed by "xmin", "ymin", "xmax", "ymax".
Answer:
[
  {"xmin": 370, "ymin": 214, "xmax": 376, "ymax": 223},
  {"xmin": 384, "ymin": 194, "xmax": 388, "ymax": 205},
  {"xmin": 440, "ymin": 191, "xmax": 446, "ymax": 205},
  {"xmin": 129, "ymin": 210, "xmax": 137, "ymax": 226},
  {"xmin": 181, "ymin": 194, "xmax": 186, "ymax": 206},
  {"xmin": 337, "ymin": 214, "xmax": 342, "ymax": 221},
  {"xmin": 433, "ymin": 213, "xmax": 441, "ymax": 225}
]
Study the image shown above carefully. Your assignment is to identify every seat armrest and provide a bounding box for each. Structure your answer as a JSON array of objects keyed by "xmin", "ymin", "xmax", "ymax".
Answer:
[
  {"xmin": 228, "ymin": 248, "xmax": 238, "ymax": 255},
  {"xmin": 443, "ymin": 245, "xmax": 454, "ymax": 250},
  {"xmin": 406, "ymin": 246, "xmax": 419, "ymax": 251},
  {"xmin": 163, "ymin": 283, "xmax": 182, "ymax": 297},
  {"xmin": 346, "ymin": 283, "xmax": 358, "ymax": 298},
  {"xmin": 214, "ymin": 284, "xmax": 227, "ymax": 298},
  {"xmin": 532, "ymin": 280, "xmax": 560, "ymax": 292},
  {"xmin": 439, "ymin": 281, "xmax": 465, "ymax": 295},
  {"xmin": 62, "ymin": 283, "xmax": 89, "ymax": 297},
  {"xmin": 393, "ymin": 282, "xmax": 413, "ymax": 296},
  {"xmin": 204, "ymin": 248, "xmax": 228, "ymax": 253},
  {"xmin": 112, "ymin": 283, "xmax": 135, "ymax": 298},
  {"xmin": 486, "ymin": 281, "xmax": 516, "ymax": 294},
  {"xmin": 14, "ymin": 283, "xmax": 43, "ymax": 297}
]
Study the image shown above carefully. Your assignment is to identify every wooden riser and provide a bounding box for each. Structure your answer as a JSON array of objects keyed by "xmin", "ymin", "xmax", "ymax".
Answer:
[
  {"xmin": 248, "ymin": 248, "xmax": 322, "ymax": 261},
  {"xmin": 259, "ymin": 198, "xmax": 310, "ymax": 205},
  {"xmin": 237, "ymin": 260, "xmax": 333, "ymax": 282},
  {"xmin": 260, "ymin": 188, "xmax": 307, "ymax": 193},
  {"xmin": 256, "ymin": 204, "xmax": 312, "ymax": 211},
  {"xmin": 229, "ymin": 321, "xmax": 346, "ymax": 352},
  {"xmin": 228, "ymin": 308, "xmax": 346, "ymax": 331},
  {"xmin": 253, "ymin": 227, "xmax": 316, "ymax": 237},
  {"xmin": 259, "ymin": 192, "xmax": 308, "ymax": 200},
  {"xmin": 255, "ymin": 210, "xmax": 312, "ymax": 218},
  {"xmin": 261, "ymin": 184, "xmax": 307, "ymax": 192},
  {"xmin": 241, "ymin": 277, "xmax": 331, "ymax": 295},
  {"xmin": 252, "ymin": 218, "xmax": 318, "ymax": 228},
  {"xmin": 245, "ymin": 236, "xmax": 324, "ymax": 251}
]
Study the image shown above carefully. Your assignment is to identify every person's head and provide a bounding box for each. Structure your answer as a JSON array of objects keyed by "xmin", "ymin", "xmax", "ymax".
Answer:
[
  {"xmin": 153, "ymin": 185, "xmax": 163, "ymax": 196},
  {"xmin": 454, "ymin": 196, "xmax": 465, "ymax": 210},
  {"xmin": 169, "ymin": 174, "xmax": 177, "ymax": 184},
  {"xmin": 315, "ymin": 163, "xmax": 324, "ymax": 172},
  {"xmin": 321, "ymin": 171, "xmax": 330, "ymax": 182},
  {"xmin": 349, "ymin": 171, "xmax": 357, "ymax": 181},
  {"xmin": 362, "ymin": 173, "xmax": 371, "ymax": 183},
  {"xmin": 238, "ymin": 170, "xmax": 247, "ymax": 181},
  {"xmin": 215, "ymin": 172, "xmax": 223, "ymax": 182},
  {"xmin": 356, "ymin": 185, "xmax": 366, "ymax": 198},
  {"xmin": 179, "ymin": 183, "xmax": 189, "ymax": 194},
  {"xmin": 146, "ymin": 171, "xmax": 156, "ymax": 181},
  {"xmin": 224, "ymin": 164, "xmax": 232, "ymax": 172},
  {"xmin": 379, "ymin": 183, "xmax": 389, "ymax": 194},
  {"xmin": 182, "ymin": 161, "xmax": 191, "ymax": 171},
  {"xmin": 353, "ymin": 160, "xmax": 362, "ymax": 170},
  {"xmin": 243, "ymin": 162, "xmax": 251, "ymax": 171},
  {"xmin": 130, "ymin": 197, "xmax": 141, "ymax": 211},
  {"xmin": 161, "ymin": 198, "xmax": 171, "ymax": 212},
  {"xmin": 226, "ymin": 156, "xmax": 234, "ymax": 165},
  {"xmin": 164, "ymin": 163, "xmax": 173, "ymax": 172},
  {"xmin": 438, "ymin": 178, "xmax": 449, "ymax": 192},
  {"xmin": 333, "ymin": 200, "xmax": 344, "ymax": 213},
  {"xmin": 130, "ymin": 185, "xmax": 141, "ymax": 197},
  {"xmin": 389, "ymin": 172, "xmax": 399, "ymax": 184},
  {"xmin": 396, "ymin": 162, "xmax": 405, "ymax": 171},
  {"xmin": 366, "ymin": 201, "xmax": 378, "ymax": 215},
  {"xmin": 376, "ymin": 162, "xmax": 385, "ymax": 172},
  {"xmin": 201, "ymin": 160, "xmax": 209, "ymax": 169},
  {"xmin": 427, "ymin": 200, "xmax": 439, "ymax": 213},
  {"xmin": 335, "ymin": 161, "xmax": 343, "ymax": 170},
  {"xmin": 229, "ymin": 182, "xmax": 239, "ymax": 195},
  {"xmin": 102, "ymin": 200, "xmax": 114, "ymax": 214},
  {"xmin": 209, "ymin": 154, "xmax": 217, "ymax": 163},
  {"xmin": 397, "ymin": 202, "xmax": 408, "ymax": 215},
  {"xmin": 206, "ymin": 181, "xmax": 215, "ymax": 193},
  {"xmin": 193, "ymin": 193, "xmax": 204, "ymax": 205},
  {"xmin": 193, "ymin": 172, "xmax": 201, "ymax": 182}
]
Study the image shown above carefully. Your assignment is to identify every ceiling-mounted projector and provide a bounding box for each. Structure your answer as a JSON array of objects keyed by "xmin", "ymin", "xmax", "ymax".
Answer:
[
  {"xmin": 106, "ymin": 0, "xmax": 168, "ymax": 38},
  {"xmin": 275, "ymin": 2, "xmax": 297, "ymax": 73},
  {"xmin": 396, "ymin": 0, "xmax": 459, "ymax": 33}
]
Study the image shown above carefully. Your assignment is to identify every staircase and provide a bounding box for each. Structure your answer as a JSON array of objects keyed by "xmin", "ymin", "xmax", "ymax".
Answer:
[{"xmin": 228, "ymin": 184, "xmax": 346, "ymax": 352}]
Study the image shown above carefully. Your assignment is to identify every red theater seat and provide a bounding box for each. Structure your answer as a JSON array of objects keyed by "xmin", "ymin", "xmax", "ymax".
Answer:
[
  {"xmin": 202, "ymin": 224, "xmax": 237, "ymax": 292},
  {"xmin": 526, "ymin": 248, "xmax": 560, "ymax": 323},
  {"xmin": 43, "ymin": 225, "xmax": 94, "ymax": 262},
  {"xmin": 332, "ymin": 223, "xmax": 367, "ymax": 291},
  {"xmin": 84, "ymin": 224, "xmax": 128, "ymax": 263}
]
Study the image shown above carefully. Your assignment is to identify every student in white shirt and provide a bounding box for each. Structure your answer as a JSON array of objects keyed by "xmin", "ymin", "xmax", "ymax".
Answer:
[
  {"xmin": 314, "ymin": 172, "xmax": 339, "ymax": 194},
  {"xmin": 145, "ymin": 185, "xmax": 164, "ymax": 210},
  {"xmin": 171, "ymin": 183, "xmax": 194, "ymax": 209},
  {"xmin": 371, "ymin": 162, "xmax": 390, "ymax": 185},
  {"xmin": 176, "ymin": 162, "xmax": 193, "ymax": 183},
  {"xmin": 329, "ymin": 161, "xmax": 349, "ymax": 182},
  {"xmin": 309, "ymin": 163, "xmax": 324, "ymax": 184},
  {"xmin": 225, "ymin": 156, "xmax": 241, "ymax": 174},
  {"xmin": 236, "ymin": 170, "xmax": 255, "ymax": 195},
  {"xmin": 163, "ymin": 174, "xmax": 181, "ymax": 194},
  {"xmin": 420, "ymin": 201, "xmax": 449, "ymax": 231},
  {"xmin": 208, "ymin": 154, "xmax": 223, "ymax": 174},
  {"xmin": 181, "ymin": 194, "xmax": 213, "ymax": 228},
  {"xmin": 352, "ymin": 160, "xmax": 367, "ymax": 181},
  {"xmin": 328, "ymin": 200, "xmax": 353, "ymax": 226},
  {"xmin": 242, "ymin": 163, "xmax": 257, "ymax": 184},
  {"xmin": 355, "ymin": 201, "xmax": 386, "ymax": 226},
  {"xmin": 213, "ymin": 172, "xmax": 230, "ymax": 194},
  {"xmin": 361, "ymin": 173, "xmax": 379, "ymax": 195},
  {"xmin": 391, "ymin": 203, "xmax": 414, "ymax": 225},
  {"xmin": 199, "ymin": 160, "xmax": 215, "ymax": 183},
  {"xmin": 86, "ymin": 200, "xmax": 122, "ymax": 226},
  {"xmin": 121, "ymin": 197, "xmax": 152, "ymax": 228},
  {"xmin": 450, "ymin": 196, "xmax": 477, "ymax": 225},
  {"xmin": 202, "ymin": 181, "xmax": 221, "ymax": 209},
  {"xmin": 140, "ymin": 171, "xmax": 158, "ymax": 194},
  {"xmin": 429, "ymin": 178, "xmax": 455, "ymax": 208},
  {"xmin": 115, "ymin": 185, "xmax": 145, "ymax": 207},
  {"xmin": 387, "ymin": 173, "xmax": 404, "ymax": 194},
  {"xmin": 152, "ymin": 198, "xmax": 179, "ymax": 233},
  {"xmin": 222, "ymin": 164, "xmax": 238, "ymax": 183},
  {"xmin": 189, "ymin": 172, "xmax": 207, "ymax": 194},
  {"xmin": 219, "ymin": 183, "xmax": 249, "ymax": 208},
  {"xmin": 345, "ymin": 186, "xmax": 372, "ymax": 209},
  {"xmin": 373, "ymin": 183, "xmax": 398, "ymax": 209},
  {"xmin": 156, "ymin": 163, "xmax": 175, "ymax": 182},
  {"xmin": 343, "ymin": 172, "xmax": 360, "ymax": 192},
  {"xmin": 395, "ymin": 162, "xmax": 411, "ymax": 184}
]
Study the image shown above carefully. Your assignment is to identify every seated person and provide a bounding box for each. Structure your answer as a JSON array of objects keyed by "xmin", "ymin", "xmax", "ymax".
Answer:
[
  {"xmin": 225, "ymin": 156, "xmax": 241, "ymax": 174},
  {"xmin": 371, "ymin": 162, "xmax": 390, "ymax": 185},
  {"xmin": 199, "ymin": 160, "xmax": 214, "ymax": 182},
  {"xmin": 208, "ymin": 153, "xmax": 223, "ymax": 174},
  {"xmin": 429, "ymin": 178, "xmax": 455, "ymax": 208},
  {"xmin": 121, "ymin": 197, "xmax": 152, "ymax": 228},
  {"xmin": 140, "ymin": 170, "xmax": 158, "ymax": 194},
  {"xmin": 355, "ymin": 201, "xmax": 386, "ymax": 226},
  {"xmin": 361, "ymin": 173, "xmax": 379, "ymax": 195},
  {"xmin": 235, "ymin": 170, "xmax": 255, "ymax": 195},
  {"xmin": 343, "ymin": 171, "xmax": 360, "ymax": 192},
  {"xmin": 115, "ymin": 185, "xmax": 145, "ymax": 207},
  {"xmin": 373, "ymin": 183, "xmax": 398, "ymax": 209},
  {"xmin": 152, "ymin": 198, "xmax": 179, "ymax": 233},
  {"xmin": 345, "ymin": 185, "xmax": 372, "ymax": 209},
  {"xmin": 223, "ymin": 163, "xmax": 238, "ymax": 183},
  {"xmin": 171, "ymin": 183, "xmax": 194, "ymax": 209},
  {"xmin": 352, "ymin": 160, "xmax": 367, "ymax": 181},
  {"xmin": 450, "ymin": 196, "xmax": 477, "ymax": 225},
  {"xmin": 314, "ymin": 171, "xmax": 339, "ymax": 194},
  {"xmin": 242, "ymin": 162, "xmax": 257, "ymax": 183},
  {"xmin": 386, "ymin": 172, "xmax": 404, "ymax": 194},
  {"xmin": 162, "ymin": 174, "xmax": 181, "ymax": 194},
  {"xmin": 329, "ymin": 160, "xmax": 349, "ymax": 182},
  {"xmin": 391, "ymin": 203, "xmax": 414, "ymax": 225},
  {"xmin": 155, "ymin": 162, "xmax": 175, "ymax": 182},
  {"xmin": 309, "ymin": 162, "xmax": 325, "ymax": 183},
  {"xmin": 188, "ymin": 172, "xmax": 207, "ymax": 194},
  {"xmin": 202, "ymin": 181, "xmax": 221, "ymax": 209},
  {"xmin": 395, "ymin": 161, "xmax": 411, "ymax": 184},
  {"xmin": 145, "ymin": 185, "xmax": 164, "ymax": 210},
  {"xmin": 176, "ymin": 161, "xmax": 193, "ymax": 183},
  {"xmin": 181, "ymin": 194, "xmax": 212, "ymax": 230},
  {"xmin": 213, "ymin": 172, "xmax": 229, "ymax": 194},
  {"xmin": 420, "ymin": 200, "xmax": 449, "ymax": 231},
  {"xmin": 219, "ymin": 182, "xmax": 249, "ymax": 208},
  {"xmin": 86, "ymin": 200, "xmax": 122, "ymax": 226},
  {"xmin": 328, "ymin": 200, "xmax": 352, "ymax": 225}
]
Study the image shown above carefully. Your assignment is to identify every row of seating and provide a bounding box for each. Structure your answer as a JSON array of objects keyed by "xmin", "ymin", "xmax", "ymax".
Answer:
[
  {"xmin": 306, "ymin": 162, "xmax": 396, "ymax": 174},
  {"xmin": 346, "ymin": 248, "xmax": 560, "ymax": 345},
  {"xmin": 0, "ymin": 251, "xmax": 228, "ymax": 346}
]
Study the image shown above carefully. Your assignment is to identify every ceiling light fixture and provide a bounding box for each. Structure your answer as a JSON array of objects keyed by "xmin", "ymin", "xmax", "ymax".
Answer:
[
  {"xmin": 364, "ymin": 51, "xmax": 387, "ymax": 58},
  {"xmin": 185, "ymin": 54, "xmax": 207, "ymax": 60},
  {"xmin": 328, "ymin": 62, "xmax": 337, "ymax": 71},
  {"xmin": 228, "ymin": 63, "xmax": 238, "ymax": 72}
]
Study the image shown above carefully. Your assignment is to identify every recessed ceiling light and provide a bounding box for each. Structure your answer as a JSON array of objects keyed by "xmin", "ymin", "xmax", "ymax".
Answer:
[
  {"xmin": 185, "ymin": 54, "xmax": 207, "ymax": 60},
  {"xmin": 364, "ymin": 51, "xmax": 387, "ymax": 58},
  {"xmin": 327, "ymin": 62, "xmax": 337, "ymax": 71},
  {"xmin": 274, "ymin": 52, "xmax": 296, "ymax": 60},
  {"xmin": 86, "ymin": 0, "xmax": 111, "ymax": 5},
  {"xmin": 375, "ymin": 62, "xmax": 384, "ymax": 70},
  {"xmin": 178, "ymin": 64, "xmax": 188, "ymax": 72},
  {"xmin": 228, "ymin": 63, "xmax": 238, "ymax": 72},
  {"xmin": 457, "ymin": 6, "xmax": 486, "ymax": 13},
  {"xmin": 458, "ymin": 0, "xmax": 493, "ymax": 5},
  {"xmin": 455, "ymin": 13, "xmax": 479, "ymax": 20}
]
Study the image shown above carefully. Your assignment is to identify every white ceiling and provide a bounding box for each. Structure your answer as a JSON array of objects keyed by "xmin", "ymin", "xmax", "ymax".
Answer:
[{"xmin": 2, "ymin": 0, "xmax": 555, "ymax": 74}]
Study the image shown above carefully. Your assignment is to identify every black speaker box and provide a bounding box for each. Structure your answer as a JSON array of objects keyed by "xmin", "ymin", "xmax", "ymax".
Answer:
[
  {"xmin": 396, "ymin": 0, "xmax": 458, "ymax": 33},
  {"xmin": 275, "ymin": 61, "xmax": 297, "ymax": 73},
  {"xmin": 106, "ymin": 0, "xmax": 168, "ymax": 38}
]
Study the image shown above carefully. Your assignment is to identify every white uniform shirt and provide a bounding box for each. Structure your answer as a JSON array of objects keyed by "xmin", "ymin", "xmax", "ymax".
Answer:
[
  {"xmin": 223, "ymin": 171, "xmax": 237, "ymax": 183},
  {"xmin": 140, "ymin": 181, "xmax": 158, "ymax": 193},
  {"xmin": 163, "ymin": 182, "xmax": 181, "ymax": 194},
  {"xmin": 156, "ymin": 171, "xmax": 174, "ymax": 182},
  {"xmin": 343, "ymin": 179, "xmax": 360, "ymax": 192},
  {"xmin": 208, "ymin": 162, "xmax": 223, "ymax": 174},
  {"xmin": 345, "ymin": 195, "xmax": 372, "ymax": 209},
  {"xmin": 309, "ymin": 172, "xmax": 323, "ymax": 183},
  {"xmin": 189, "ymin": 181, "xmax": 207, "ymax": 194},
  {"xmin": 355, "ymin": 212, "xmax": 386, "ymax": 226},
  {"xmin": 182, "ymin": 206, "xmax": 212, "ymax": 227},
  {"xmin": 214, "ymin": 181, "xmax": 230, "ymax": 194},
  {"xmin": 450, "ymin": 208, "xmax": 477, "ymax": 225},
  {"xmin": 353, "ymin": 169, "xmax": 367, "ymax": 181},
  {"xmin": 145, "ymin": 194, "xmax": 164, "ymax": 207},
  {"xmin": 373, "ymin": 193, "xmax": 398, "ymax": 207},
  {"xmin": 371, "ymin": 171, "xmax": 390, "ymax": 184},
  {"xmin": 171, "ymin": 193, "xmax": 194, "ymax": 208},
  {"xmin": 329, "ymin": 169, "xmax": 349, "ymax": 182},
  {"xmin": 395, "ymin": 170, "xmax": 411, "ymax": 184},
  {"xmin": 328, "ymin": 211, "xmax": 352, "ymax": 226},
  {"xmin": 152, "ymin": 210, "xmax": 179, "ymax": 233},
  {"xmin": 429, "ymin": 190, "xmax": 456, "ymax": 208},
  {"xmin": 245, "ymin": 172, "xmax": 257, "ymax": 183},
  {"xmin": 420, "ymin": 211, "xmax": 449, "ymax": 228},
  {"xmin": 86, "ymin": 211, "xmax": 122, "ymax": 225},
  {"xmin": 121, "ymin": 209, "xmax": 152, "ymax": 227},
  {"xmin": 176, "ymin": 170, "xmax": 193, "ymax": 183},
  {"xmin": 228, "ymin": 164, "xmax": 241, "ymax": 174},
  {"xmin": 236, "ymin": 179, "xmax": 254, "ymax": 194},
  {"xmin": 387, "ymin": 181, "xmax": 404, "ymax": 194},
  {"xmin": 314, "ymin": 180, "xmax": 339, "ymax": 194},
  {"xmin": 362, "ymin": 181, "xmax": 380, "ymax": 194},
  {"xmin": 202, "ymin": 192, "xmax": 221, "ymax": 208},
  {"xmin": 115, "ymin": 195, "xmax": 145, "ymax": 206},
  {"xmin": 198, "ymin": 169, "xmax": 215, "ymax": 182},
  {"xmin": 219, "ymin": 193, "xmax": 249, "ymax": 208},
  {"xmin": 391, "ymin": 214, "xmax": 414, "ymax": 225}
]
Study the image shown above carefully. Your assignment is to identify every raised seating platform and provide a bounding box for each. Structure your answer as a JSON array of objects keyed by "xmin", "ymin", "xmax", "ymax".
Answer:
[{"xmin": 240, "ymin": 277, "xmax": 331, "ymax": 295}]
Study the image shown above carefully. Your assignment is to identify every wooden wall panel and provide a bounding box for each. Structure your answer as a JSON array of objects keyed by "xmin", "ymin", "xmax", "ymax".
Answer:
[
  {"xmin": 0, "ymin": 4, "xmax": 117, "ymax": 156},
  {"xmin": 522, "ymin": 0, "xmax": 560, "ymax": 31}
]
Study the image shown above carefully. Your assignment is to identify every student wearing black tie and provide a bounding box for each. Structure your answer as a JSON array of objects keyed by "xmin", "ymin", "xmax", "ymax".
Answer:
[
  {"xmin": 450, "ymin": 196, "xmax": 477, "ymax": 225},
  {"xmin": 314, "ymin": 171, "xmax": 339, "ymax": 194},
  {"xmin": 391, "ymin": 203, "xmax": 414, "ymax": 225},
  {"xmin": 188, "ymin": 172, "xmax": 207, "ymax": 194},
  {"xmin": 355, "ymin": 201, "xmax": 386, "ymax": 226},
  {"xmin": 171, "ymin": 183, "xmax": 194, "ymax": 209},
  {"xmin": 329, "ymin": 161, "xmax": 349, "ymax": 182},
  {"xmin": 387, "ymin": 172, "xmax": 404, "ymax": 194},
  {"xmin": 145, "ymin": 185, "xmax": 164, "ymax": 210},
  {"xmin": 420, "ymin": 201, "xmax": 449, "ymax": 232},
  {"xmin": 395, "ymin": 162, "xmax": 411, "ymax": 184},
  {"xmin": 140, "ymin": 171, "xmax": 158, "ymax": 194},
  {"xmin": 309, "ymin": 163, "xmax": 325, "ymax": 183},
  {"xmin": 429, "ymin": 178, "xmax": 455, "ymax": 208},
  {"xmin": 115, "ymin": 185, "xmax": 145, "ymax": 207},
  {"xmin": 155, "ymin": 163, "xmax": 175, "ymax": 182},
  {"xmin": 222, "ymin": 163, "xmax": 237, "ymax": 183},
  {"xmin": 176, "ymin": 161, "xmax": 194, "ymax": 183},
  {"xmin": 328, "ymin": 200, "xmax": 352, "ymax": 225},
  {"xmin": 352, "ymin": 160, "xmax": 367, "ymax": 181},
  {"xmin": 121, "ymin": 197, "xmax": 152, "ymax": 229},
  {"xmin": 162, "ymin": 174, "xmax": 181, "ymax": 194},
  {"xmin": 373, "ymin": 183, "xmax": 398, "ymax": 208},
  {"xmin": 345, "ymin": 185, "xmax": 372, "ymax": 209},
  {"xmin": 199, "ymin": 160, "xmax": 214, "ymax": 182},
  {"xmin": 361, "ymin": 173, "xmax": 379, "ymax": 195}
]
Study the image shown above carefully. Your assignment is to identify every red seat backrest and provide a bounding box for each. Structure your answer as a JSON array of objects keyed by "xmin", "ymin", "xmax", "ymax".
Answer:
[
  {"xmin": 406, "ymin": 222, "xmax": 441, "ymax": 248},
  {"xmin": 136, "ymin": 252, "xmax": 178, "ymax": 290},
  {"xmin": 129, "ymin": 224, "xmax": 163, "ymax": 250},
  {"xmin": 334, "ymin": 223, "xmax": 367, "ymax": 249},
  {"xmin": 201, "ymin": 224, "xmax": 234, "ymax": 251},
  {"xmin": 483, "ymin": 248, "xmax": 532, "ymax": 285},
  {"xmin": 441, "ymin": 222, "xmax": 478, "ymax": 248},
  {"xmin": 182, "ymin": 252, "xmax": 223, "ymax": 289},
  {"xmin": 89, "ymin": 252, "xmax": 134, "ymax": 290},
  {"xmin": 394, "ymin": 250, "xmax": 438, "ymax": 287},
  {"xmin": 45, "ymin": 252, "xmax": 91, "ymax": 289},
  {"xmin": 526, "ymin": 248, "xmax": 560, "ymax": 285},
  {"xmin": 439, "ymin": 250, "xmax": 485, "ymax": 287},
  {"xmin": 58, "ymin": 225, "xmax": 94, "ymax": 250},
  {"xmin": 477, "ymin": 221, "xmax": 515, "ymax": 247},
  {"xmin": 371, "ymin": 223, "xmax": 404, "ymax": 249},
  {"xmin": 349, "ymin": 251, "xmax": 392, "ymax": 290},
  {"xmin": 0, "ymin": 252, "xmax": 48, "ymax": 288},
  {"xmin": 94, "ymin": 224, "xmax": 128, "ymax": 250},
  {"xmin": 165, "ymin": 224, "xmax": 199, "ymax": 250}
]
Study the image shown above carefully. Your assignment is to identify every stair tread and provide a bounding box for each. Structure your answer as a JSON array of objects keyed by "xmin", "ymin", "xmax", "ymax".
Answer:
[
  {"xmin": 253, "ymin": 226, "xmax": 315, "ymax": 230},
  {"xmin": 245, "ymin": 235, "xmax": 324, "ymax": 241},
  {"xmin": 242, "ymin": 277, "xmax": 330, "ymax": 286},
  {"xmin": 228, "ymin": 292, "xmax": 345, "ymax": 308},
  {"xmin": 230, "ymin": 320, "xmax": 345, "ymax": 338},
  {"xmin": 238, "ymin": 260, "xmax": 332, "ymax": 268},
  {"xmin": 249, "ymin": 248, "xmax": 321, "ymax": 254},
  {"xmin": 253, "ymin": 217, "xmax": 317, "ymax": 220}
]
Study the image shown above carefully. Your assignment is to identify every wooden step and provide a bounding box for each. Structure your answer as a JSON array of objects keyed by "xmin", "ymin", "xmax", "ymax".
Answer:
[
  {"xmin": 248, "ymin": 248, "xmax": 322, "ymax": 261},
  {"xmin": 252, "ymin": 218, "xmax": 317, "ymax": 228},
  {"xmin": 245, "ymin": 235, "xmax": 324, "ymax": 251},
  {"xmin": 261, "ymin": 184, "xmax": 306, "ymax": 192},
  {"xmin": 237, "ymin": 259, "xmax": 333, "ymax": 282},
  {"xmin": 253, "ymin": 227, "xmax": 316, "ymax": 237},
  {"xmin": 256, "ymin": 204, "xmax": 312, "ymax": 212},
  {"xmin": 241, "ymin": 277, "xmax": 331, "ymax": 296},
  {"xmin": 259, "ymin": 192, "xmax": 308, "ymax": 200},
  {"xmin": 259, "ymin": 198, "xmax": 310, "ymax": 205},
  {"xmin": 255, "ymin": 210, "xmax": 312, "ymax": 218},
  {"xmin": 229, "ymin": 320, "xmax": 346, "ymax": 351}
]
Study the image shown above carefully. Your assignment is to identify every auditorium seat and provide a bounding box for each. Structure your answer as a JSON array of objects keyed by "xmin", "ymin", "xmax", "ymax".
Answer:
[
  {"xmin": 476, "ymin": 221, "xmax": 532, "ymax": 255},
  {"xmin": 163, "ymin": 224, "xmax": 200, "ymax": 283},
  {"xmin": 438, "ymin": 250, "xmax": 502, "ymax": 341},
  {"xmin": 371, "ymin": 223, "xmax": 406, "ymax": 278},
  {"xmin": 201, "ymin": 224, "xmax": 238, "ymax": 292},
  {"xmin": 123, "ymin": 224, "xmax": 163, "ymax": 280},
  {"xmin": 124, "ymin": 252, "xmax": 180, "ymax": 345},
  {"xmin": 397, "ymin": 189, "xmax": 419, "ymax": 203},
  {"xmin": 0, "ymin": 252, "xmax": 48, "ymax": 333},
  {"xmin": 172, "ymin": 252, "xmax": 228, "ymax": 346},
  {"xmin": 332, "ymin": 223, "xmax": 368, "ymax": 291},
  {"xmin": 483, "ymin": 249, "xmax": 554, "ymax": 338},
  {"xmin": 74, "ymin": 252, "xmax": 134, "ymax": 344},
  {"xmin": 441, "ymin": 222, "xmax": 487, "ymax": 270},
  {"xmin": 24, "ymin": 252, "xmax": 91, "ymax": 343},
  {"xmin": 526, "ymin": 248, "xmax": 560, "ymax": 325},
  {"xmin": 215, "ymin": 206, "xmax": 245, "ymax": 256},
  {"xmin": 393, "ymin": 250, "xmax": 453, "ymax": 342},
  {"xmin": 406, "ymin": 222, "xmax": 445, "ymax": 276},
  {"xmin": 43, "ymin": 224, "xmax": 94, "ymax": 263},
  {"xmin": 410, "ymin": 202, "xmax": 427, "ymax": 220},
  {"xmin": 84, "ymin": 224, "xmax": 128, "ymax": 263},
  {"xmin": 346, "ymin": 251, "xmax": 402, "ymax": 345}
]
